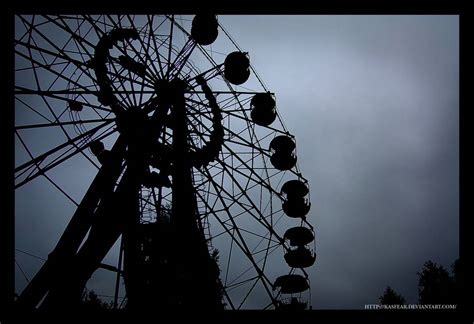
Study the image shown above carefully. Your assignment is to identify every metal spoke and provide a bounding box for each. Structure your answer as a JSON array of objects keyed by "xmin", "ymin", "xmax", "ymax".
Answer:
[
  {"xmin": 14, "ymin": 14, "xmax": 313, "ymax": 311},
  {"xmin": 15, "ymin": 119, "xmax": 113, "ymax": 175},
  {"xmin": 15, "ymin": 117, "xmax": 115, "ymax": 130}
]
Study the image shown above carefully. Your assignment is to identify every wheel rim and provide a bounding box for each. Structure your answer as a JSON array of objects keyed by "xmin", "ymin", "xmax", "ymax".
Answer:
[{"xmin": 15, "ymin": 14, "xmax": 315, "ymax": 310}]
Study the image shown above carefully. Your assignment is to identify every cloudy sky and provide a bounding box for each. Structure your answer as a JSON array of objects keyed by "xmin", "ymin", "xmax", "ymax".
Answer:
[
  {"xmin": 218, "ymin": 15, "xmax": 459, "ymax": 308},
  {"xmin": 14, "ymin": 15, "xmax": 459, "ymax": 309}
]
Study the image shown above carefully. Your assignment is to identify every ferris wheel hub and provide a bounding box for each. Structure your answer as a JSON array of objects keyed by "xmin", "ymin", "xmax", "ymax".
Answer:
[
  {"xmin": 154, "ymin": 78, "xmax": 188, "ymax": 105},
  {"xmin": 15, "ymin": 14, "xmax": 315, "ymax": 311},
  {"xmin": 116, "ymin": 106, "xmax": 149, "ymax": 138}
]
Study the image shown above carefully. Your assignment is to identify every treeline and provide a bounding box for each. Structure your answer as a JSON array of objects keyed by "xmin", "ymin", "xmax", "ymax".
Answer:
[{"xmin": 379, "ymin": 259, "xmax": 464, "ymax": 306}]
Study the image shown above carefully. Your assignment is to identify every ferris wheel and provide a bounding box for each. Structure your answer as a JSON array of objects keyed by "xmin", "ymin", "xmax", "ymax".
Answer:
[{"xmin": 14, "ymin": 14, "xmax": 316, "ymax": 311}]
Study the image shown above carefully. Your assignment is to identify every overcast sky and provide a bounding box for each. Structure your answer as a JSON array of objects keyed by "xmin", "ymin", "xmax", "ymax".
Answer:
[
  {"xmin": 217, "ymin": 15, "xmax": 459, "ymax": 308},
  {"xmin": 15, "ymin": 15, "xmax": 459, "ymax": 309}
]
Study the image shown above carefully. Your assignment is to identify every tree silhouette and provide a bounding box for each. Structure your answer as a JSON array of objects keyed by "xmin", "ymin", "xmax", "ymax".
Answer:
[
  {"xmin": 210, "ymin": 248, "xmax": 226, "ymax": 307},
  {"xmin": 417, "ymin": 260, "xmax": 456, "ymax": 304},
  {"xmin": 378, "ymin": 259, "xmax": 462, "ymax": 306},
  {"xmin": 80, "ymin": 290, "xmax": 113, "ymax": 314},
  {"xmin": 451, "ymin": 258, "xmax": 464, "ymax": 307},
  {"xmin": 379, "ymin": 286, "xmax": 406, "ymax": 305}
]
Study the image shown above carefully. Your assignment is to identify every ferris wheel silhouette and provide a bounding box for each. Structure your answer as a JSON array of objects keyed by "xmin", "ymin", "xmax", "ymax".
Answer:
[{"xmin": 14, "ymin": 14, "xmax": 316, "ymax": 312}]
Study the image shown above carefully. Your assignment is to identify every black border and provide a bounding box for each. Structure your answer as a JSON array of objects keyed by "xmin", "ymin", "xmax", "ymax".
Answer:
[{"xmin": 2, "ymin": 0, "xmax": 471, "ymax": 322}]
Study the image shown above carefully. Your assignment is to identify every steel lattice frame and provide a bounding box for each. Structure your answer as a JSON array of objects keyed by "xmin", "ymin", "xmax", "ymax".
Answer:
[{"xmin": 14, "ymin": 14, "xmax": 314, "ymax": 310}]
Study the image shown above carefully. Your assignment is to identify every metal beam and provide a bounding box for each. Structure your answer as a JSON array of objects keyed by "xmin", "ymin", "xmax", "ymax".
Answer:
[{"xmin": 16, "ymin": 135, "xmax": 126, "ymax": 309}]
